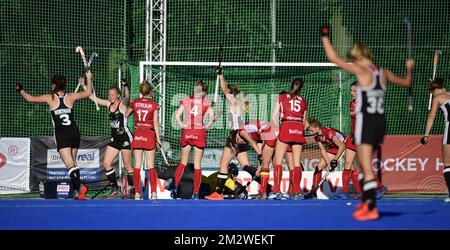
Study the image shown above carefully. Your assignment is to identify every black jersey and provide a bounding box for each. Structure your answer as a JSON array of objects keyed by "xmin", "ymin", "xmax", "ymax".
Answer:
[
  {"xmin": 109, "ymin": 101, "xmax": 131, "ymax": 137},
  {"xmin": 354, "ymin": 67, "xmax": 386, "ymax": 146},
  {"xmin": 355, "ymin": 67, "xmax": 385, "ymax": 116},
  {"xmin": 51, "ymin": 94, "xmax": 76, "ymax": 130}
]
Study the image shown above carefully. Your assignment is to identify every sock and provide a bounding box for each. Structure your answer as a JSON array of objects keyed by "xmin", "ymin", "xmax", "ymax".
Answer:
[
  {"xmin": 193, "ymin": 169, "xmax": 202, "ymax": 194},
  {"xmin": 444, "ymin": 166, "xmax": 450, "ymax": 197},
  {"xmin": 288, "ymin": 169, "xmax": 294, "ymax": 194},
  {"xmin": 174, "ymin": 163, "xmax": 186, "ymax": 188},
  {"xmin": 216, "ymin": 172, "xmax": 228, "ymax": 194},
  {"xmin": 341, "ymin": 169, "xmax": 351, "ymax": 193},
  {"xmin": 127, "ymin": 172, "xmax": 134, "ymax": 187},
  {"xmin": 260, "ymin": 167, "xmax": 270, "ymax": 194},
  {"xmin": 363, "ymin": 179, "xmax": 378, "ymax": 210},
  {"xmin": 243, "ymin": 165, "xmax": 257, "ymax": 178},
  {"xmin": 105, "ymin": 168, "xmax": 118, "ymax": 188},
  {"xmin": 358, "ymin": 171, "xmax": 365, "ymax": 202},
  {"xmin": 273, "ymin": 165, "xmax": 282, "ymax": 193},
  {"xmin": 68, "ymin": 167, "xmax": 81, "ymax": 191},
  {"xmin": 312, "ymin": 167, "xmax": 322, "ymax": 193},
  {"xmin": 351, "ymin": 170, "xmax": 362, "ymax": 193},
  {"xmin": 293, "ymin": 166, "xmax": 302, "ymax": 193},
  {"xmin": 149, "ymin": 168, "xmax": 158, "ymax": 193},
  {"xmin": 376, "ymin": 177, "xmax": 383, "ymax": 190},
  {"xmin": 133, "ymin": 168, "xmax": 141, "ymax": 194}
]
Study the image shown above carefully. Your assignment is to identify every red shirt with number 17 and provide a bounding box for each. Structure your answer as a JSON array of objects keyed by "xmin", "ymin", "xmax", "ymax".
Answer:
[{"xmin": 130, "ymin": 97, "xmax": 159, "ymax": 130}]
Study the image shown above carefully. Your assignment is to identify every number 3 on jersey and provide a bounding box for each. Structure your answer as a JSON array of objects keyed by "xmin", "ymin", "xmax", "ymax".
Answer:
[
  {"xmin": 289, "ymin": 99, "xmax": 302, "ymax": 112},
  {"xmin": 60, "ymin": 114, "xmax": 71, "ymax": 126}
]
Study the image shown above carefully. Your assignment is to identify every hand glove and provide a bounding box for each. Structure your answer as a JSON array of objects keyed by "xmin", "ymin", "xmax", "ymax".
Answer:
[
  {"xmin": 320, "ymin": 26, "xmax": 330, "ymax": 37},
  {"xmin": 15, "ymin": 83, "xmax": 23, "ymax": 92},
  {"xmin": 215, "ymin": 66, "xmax": 222, "ymax": 75},
  {"xmin": 330, "ymin": 159, "xmax": 338, "ymax": 172}
]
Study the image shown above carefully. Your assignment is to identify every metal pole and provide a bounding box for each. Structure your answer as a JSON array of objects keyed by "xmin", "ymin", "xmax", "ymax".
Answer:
[{"xmin": 271, "ymin": 0, "xmax": 276, "ymax": 74}]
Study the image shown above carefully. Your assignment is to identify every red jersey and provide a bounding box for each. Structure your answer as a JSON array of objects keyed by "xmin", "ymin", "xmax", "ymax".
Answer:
[
  {"xmin": 242, "ymin": 120, "xmax": 273, "ymax": 142},
  {"xmin": 278, "ymin": 93, "xmax": 308, "ymax": 122},
  {"xmin": 130, "ymin": 97, "xmax": 159, "ymax": 130},
  {"xmin": 349, "ymin": 99, "xmax": 356, "ymax": 135},
  {"xmin": 180, "ymin": 95, "xmax": 211, "ymax": 130},
  {"xmin": 314, "ymin": 127, "xmax": 346, "ymax": 149}
]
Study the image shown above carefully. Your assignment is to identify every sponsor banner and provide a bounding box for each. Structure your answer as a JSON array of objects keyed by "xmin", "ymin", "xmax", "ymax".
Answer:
[
  {"xmin": 380, "ymin": 135, "xmax": 445, "ymax": 193},
  {"xmin": 0, "ymin": 138, "xmax": 31, "ymax": 194},
  {"xmin": 31, "ymin": 136, "xmax": 116, "ymax": 191},
  {"xmin": 47, "ymin": 149, "xmax": 99, "ymax": 181}
]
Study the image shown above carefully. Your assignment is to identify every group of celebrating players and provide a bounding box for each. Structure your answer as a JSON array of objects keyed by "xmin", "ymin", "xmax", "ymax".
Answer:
[{"xmin": 17, "ymin": 26, "xmax": 450, "ymax": 221}]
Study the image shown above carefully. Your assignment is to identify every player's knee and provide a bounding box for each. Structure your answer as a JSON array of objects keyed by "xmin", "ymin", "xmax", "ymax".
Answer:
[
  {"xmin": 344, "ymin": 162, "xmax": 353, "ymax": 170},
  {"xmin": 103, "ymin": 160, "xmax": 112, "ymax": 169}
]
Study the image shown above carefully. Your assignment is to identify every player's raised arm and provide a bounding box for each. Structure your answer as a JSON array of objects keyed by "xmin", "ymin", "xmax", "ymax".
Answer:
[
  {"xmin": 121, "ymin": 79, "xmax": 130, "ymax": 107},
  {"xmin": 384, "ymin": 59, "xmax": 415, "ymax": 88},
  {"xmin": 125, "ymin": 106, "xmax": 133, "ymax": 118},
  {"xmin": 16, "ymin": 84, "xmax": 52, "ymax": 103},
  {"xmin": 321, "ymin": 27, "xmax": 364, "ymax": 76},
  {"xmin": 70, "ymin": 70, "xmax": 93, "ymax": 101},
  {"xmin": 79, "ymin": 76, "xmax": 110, "ymax": 107}
]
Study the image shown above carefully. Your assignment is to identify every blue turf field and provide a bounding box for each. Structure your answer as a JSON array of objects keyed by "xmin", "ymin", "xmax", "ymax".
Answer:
[{"xmin": 0, "ymin": 199, "xmax": 449, "ymax": 230}]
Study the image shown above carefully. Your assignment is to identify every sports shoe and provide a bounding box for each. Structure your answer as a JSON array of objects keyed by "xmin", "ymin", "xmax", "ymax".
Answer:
[
  {"xmin": 303, "ymin": 192, "xmax": 316, "ymax": 200},
  {"xmin": 205, "ymin": 192, "xmax": 224, "ymax": 200},
  {"xmin": 281, "ymin": 193, "xmax": 290, "ymax": 200},
  {"xmin": 444, "ymin": 197, "xmax": 450, "ymax": 203},
  {"xmin": 74, "ymin": 185, "xmax": 88, "ymax": 200},
  {"xmin": 107, "ymin": 186, "xmax": 122, "ymax": 199},
  {"xmin": 171, "ymin": 186, "xmax": 178, "ymax": 199},
  {"xmin": 292, "ymin": 193, "xmax": 304, "ymax": 200},
  {"xmin": 253, "ymin": 192, "xmax": 267, "ymax": 200},
  {"xmin": 376, "ymin": 185, "xmax": 388, "ymax": 200},
  {"xmin": 150, "ymin": 192, "xmax": 157, "ymax": 200},
  {"xmin": 333, "ymin": 193, "xmax": 349, "ymax": 200},
  {"xmin": 352, "ymin": 202, "xmax": 379, "ymax": 221},
  {"xmin": 134, "ymin": 192, "xmax": 142, "ymax": 200},
  {"xmin": 126, "ymin": 186, "xmax": 135, "ymax": 199},
  {"xmin": 191, "ymin": 193, "xmax": 200, "ymax": 200},
  {"xmin": 268, "ymin": 192, "xmax": 283, "ymax": 200}
]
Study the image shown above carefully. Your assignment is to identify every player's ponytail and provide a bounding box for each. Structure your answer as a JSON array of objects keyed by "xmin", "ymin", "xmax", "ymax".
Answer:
[
  {"xmin": 308, "ymin": 116, "xmax": 323, "ymax": 129},
  {"xmin": 139, "ymin": 80, "xmax": 153, "ymax": 96},
  {"xmin": 228, "ymin": 84, "xmax": 249, "ymax": 112},
  {"xmin": 51, "ymin": 75, "xmax": 67, "ymax": 99},
  {"xmin": 288, "ymin": 78, "xmax": 304, "ymax": 97}
]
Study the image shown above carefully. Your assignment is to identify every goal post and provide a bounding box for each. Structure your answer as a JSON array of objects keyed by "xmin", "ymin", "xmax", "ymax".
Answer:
[{"xmin": 137, "ymin": 61, "xmax": 354, "ymax": 171}]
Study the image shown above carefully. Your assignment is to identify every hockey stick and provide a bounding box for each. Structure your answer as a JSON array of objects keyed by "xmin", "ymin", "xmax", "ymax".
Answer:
[
  {"xmin": 90, "ymin": 184, "xmax": 110, "ymax": 199},
  {"xmin": 75, "ymin": 47, "xmax": 100, "ymax": 111},
  {"xmin": 213, "ymin": 44, "xmax": 223, "ymax": 104},
  {"xmin": 404, "ymin": 16, "xmax": 413, "ymax": 112},
  {"xmin": 428, "ymin": 50, "xmax": 442, "ymax": 110},
  {"xmin": 309, "ymin": 168, "xmax": 333, "ymax": 197},
  {"xmin": 158, "ymin": 144, "xmax": 169, "ymax": 165}
]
